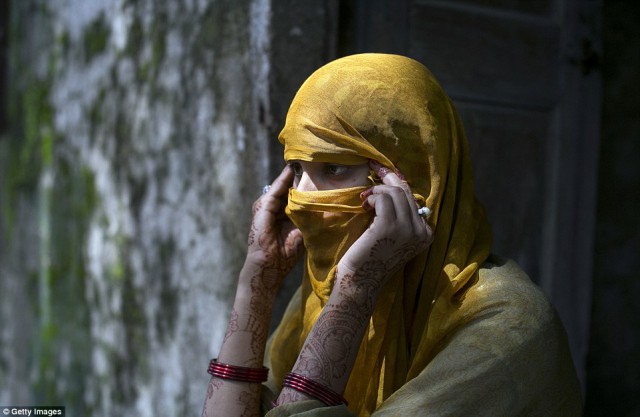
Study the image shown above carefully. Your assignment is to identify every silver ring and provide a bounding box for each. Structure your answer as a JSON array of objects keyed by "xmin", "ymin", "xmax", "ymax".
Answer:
[
  {"xmin": 262, "ymin": 184, "xmax": 272, "ymax": 194},
  {"xmin": 417, "ymin": 207, "xmax": 432, "ymax": 218}
]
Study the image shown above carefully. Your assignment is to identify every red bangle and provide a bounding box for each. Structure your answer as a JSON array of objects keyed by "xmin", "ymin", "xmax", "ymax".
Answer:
[
  {"xmin": 282, "ymin": 372, "xmax": 348, "ymax": 406},
  {"xmin": 207, "ymin": 359, "xmax": 269, "ymax": 383}
]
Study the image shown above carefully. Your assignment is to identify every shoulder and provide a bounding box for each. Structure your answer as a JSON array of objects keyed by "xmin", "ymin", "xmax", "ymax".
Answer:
[
  {"xmin": 472, "ymin": 256, "xmax": 554, "ymax": 324},
  {"xmin": 392, "ymin": 257, "xmax": 582, "ymax": 416},
  {"xmin": 450, "ymin": 256, "xmax": 583, "ymax": 414},
  {"xmin": 454, "ymin": 256, "xmax": 567, "ymax": 363}
]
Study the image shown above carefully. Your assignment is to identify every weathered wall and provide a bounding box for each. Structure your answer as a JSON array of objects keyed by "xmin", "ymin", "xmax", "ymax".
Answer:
[{"xmin": 0, "ymin": 0, "xmax": 274, "ymax": 415}]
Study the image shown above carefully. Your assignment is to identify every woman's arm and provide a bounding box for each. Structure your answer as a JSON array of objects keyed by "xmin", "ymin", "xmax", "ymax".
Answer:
[
  {"xmin": 275, "ymin": 161, "xmax": 433, "ymax": 405},
  {"xmin": 202, "ymin": 166, "xmax": 303, "ymax": 417}
]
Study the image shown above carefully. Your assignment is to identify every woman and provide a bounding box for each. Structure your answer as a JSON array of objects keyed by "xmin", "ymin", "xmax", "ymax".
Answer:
[{"xmin": 201, "ymin": 53, "xmax": 582, "ymax": 416}]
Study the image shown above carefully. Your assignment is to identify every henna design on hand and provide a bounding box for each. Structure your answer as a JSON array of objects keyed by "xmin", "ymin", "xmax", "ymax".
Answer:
[
  {"xmin": 288, "ymin": 236, "xmax": 429, "ymax": 393},
  {"xmin": 245, "ymin": 197, "xmax": 302, "ymax": 300},
  {"xmin": 248, "ymin": 223, "xmax": 257, "ymax": 246},
  {"xmin": 369, "ymin": 237, "xmax": 427, "ymax": 276},
  {"xmin": 238, "ymin": 384, "xmax": 261, "ymax": 417}
]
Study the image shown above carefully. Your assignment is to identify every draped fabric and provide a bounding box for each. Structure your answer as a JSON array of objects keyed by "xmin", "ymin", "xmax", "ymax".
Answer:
[{"xmin": 266, "ymin": 54, "xmax": 581, "ymax": 416}]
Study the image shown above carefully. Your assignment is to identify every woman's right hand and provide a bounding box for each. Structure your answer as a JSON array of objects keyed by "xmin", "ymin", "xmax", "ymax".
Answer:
[
  {"xmin": 242, "ymin": 165, "xmax": 304, "ymax": 295},
  {"xmin": 206, "ymin": 167, "xmax": 303, "ymax": 417}
]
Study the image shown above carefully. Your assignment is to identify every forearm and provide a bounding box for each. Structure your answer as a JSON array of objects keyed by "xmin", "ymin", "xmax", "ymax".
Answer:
[
  {"xmin": 278, "ymin": 266, "xmax": 380, "ymax": 404},
  {"xmin": 202, "ymin": 261, "xmax": 277, "ymax": 417}
]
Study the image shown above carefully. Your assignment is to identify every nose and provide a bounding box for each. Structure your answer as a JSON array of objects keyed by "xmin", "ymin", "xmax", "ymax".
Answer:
[{"xmin": 296, "ymin": 172, "xmax": 317, "ymax": 192}]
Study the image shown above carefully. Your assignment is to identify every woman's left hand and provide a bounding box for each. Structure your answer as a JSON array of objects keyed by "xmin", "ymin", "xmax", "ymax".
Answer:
[{"xmin": 336, "ymin": 160, "xmax": 434, "ymax": 293}]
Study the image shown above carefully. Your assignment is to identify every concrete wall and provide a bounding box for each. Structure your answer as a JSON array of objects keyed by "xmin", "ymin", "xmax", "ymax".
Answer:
[{"xmin": 0, "ymin": 0, "xmax": 274, "ymax": 415}]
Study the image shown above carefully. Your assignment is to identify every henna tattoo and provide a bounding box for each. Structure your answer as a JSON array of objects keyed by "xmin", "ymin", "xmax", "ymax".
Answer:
[
  {"xmin": 277, "ymin": 387, "xmax": 308, "ymax": 406},
  {"xmin": 338, "ymin": 264, "xmax": 385, "ymax": 310},
  {"xmin": 245, "ymin": 204, "xmax": 301, "ymax": 301},
  {"xmin": 224, "ymin": 309, "xmax": 239, "ymax": 344},
  {"xmin": 201, "ymin": 378, "xmax": 224, "ymax": 417},
  {"xmin": 202, "ymin": 378, "xmax": 261, "ymax": 417},
  {"xmin": 238, "ymin": 384, "xmax": 261, "ymax": 417},
  {"xmin": 293, "ymin": 269, "xmax": 380, "ymax": 387},
  {"xmin": 223, "ymin": 309, "xmax": 270, "ymax": 358},
  {"xmin": 291, "ymin": 239, "xmax": 422, "ymax": 391},
  {"xmin": 292, "ymin": 320, "xmax": 362, "ymax": 390},
  {"xmin": 251, "ymin": 198, "xmax": 263, "ymax": 216},
  {"xmin": 247, "ymin": 223, "xmax": 257, "ymax": 246},
  {"xmin": 366, "ymin": 236, "xmax": 428, "ymax": 278},
  {"xmin": 244, "ymin": 311, "xmax": 268, "ymax": 356}
]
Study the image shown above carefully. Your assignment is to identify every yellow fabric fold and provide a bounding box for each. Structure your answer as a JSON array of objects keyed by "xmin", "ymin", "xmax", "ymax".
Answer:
[
  {"xmin": 286, "ymin": 186, "xmax": 374, "ymax": 304},
  {"xmin": 270, "ymin": 53, "xmax": 493, "ymax": 416}
]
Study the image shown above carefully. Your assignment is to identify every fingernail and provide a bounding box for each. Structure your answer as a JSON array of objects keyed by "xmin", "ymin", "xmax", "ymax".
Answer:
[
  {"xmin": 369, "ymin": 160, "xmax": 393, "ymax": 179},
  {"xmin": 360, "ymin": 187, "xmax": 373, "ymax": 200}
]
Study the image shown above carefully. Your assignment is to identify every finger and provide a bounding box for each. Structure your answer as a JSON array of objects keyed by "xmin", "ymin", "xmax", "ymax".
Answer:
[
  {"xmin": 255, "ymin": 165, "xmax": 294, "ymax": 213},
  {"xmin": 365, "ymin": 191, "xmax": 398, "ymax": 222},
  {"xmin": 365, "ymin": 185, "xmax": 417, "ymax": 225},
  {"xmin": 369, "ymin": 160, "xmax": 406, "ymax": 184},
  {"xmin": 369, "ymin": 160, "xmax": 415, "ymax": 204},
  {"xmin": 281, "ymin": 223, "xmax": 305, "ymax": 260},
  {"xmin": 265, "ymin": 165, "xmax": 294, "ymax": 198},
  {"xmin": 365, "ymin": 187, "xmax": 434, "ymax": 251}
]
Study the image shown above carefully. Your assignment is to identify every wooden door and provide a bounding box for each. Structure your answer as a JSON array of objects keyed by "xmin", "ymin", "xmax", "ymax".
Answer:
[{"xmin": 334, "ymin": 0, "xmax": 602, "ymax": 387}]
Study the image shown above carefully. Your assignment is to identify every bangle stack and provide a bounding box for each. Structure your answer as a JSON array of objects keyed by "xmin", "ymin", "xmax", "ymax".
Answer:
[
  {"xmin": 207, "ymin": 358, "xmax": 269, "ymax": 383},
  {"xmin": 282, "ymin": 372, "xmax": 348, "ymax": 406}
]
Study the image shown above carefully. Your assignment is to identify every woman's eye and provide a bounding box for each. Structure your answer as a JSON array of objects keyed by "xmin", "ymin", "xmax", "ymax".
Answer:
[{"xmin": 326, "ymin": 164, "xmax": 348, "ymax": 176}]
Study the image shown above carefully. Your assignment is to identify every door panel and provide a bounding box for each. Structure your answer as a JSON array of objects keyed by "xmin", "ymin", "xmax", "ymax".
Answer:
[
  {"xmin": 459, "ymin": 103, "xmax": 551, "ymax": 282},
  {"xmin": 410, "ymin": 3, "xmax": 560, "ymax": 107},
  {"xmin": 422, "ymin": 0, "xmax": 554, "ymax": 17}
]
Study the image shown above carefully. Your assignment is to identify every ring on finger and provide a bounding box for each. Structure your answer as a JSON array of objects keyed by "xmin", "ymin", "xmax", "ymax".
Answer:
[
  {"xmin": 417, "ymin": 207, "xmax": 432, "ymax": 218},
  {"xmin": 262, "ymin": 184, "xmax": 272, "ymax": 194}
]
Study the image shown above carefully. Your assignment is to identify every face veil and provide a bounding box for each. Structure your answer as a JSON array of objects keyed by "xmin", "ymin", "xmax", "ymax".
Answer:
[{"xmin": 268, "ymin": 53, "xmax": 492, "ymax": 416}]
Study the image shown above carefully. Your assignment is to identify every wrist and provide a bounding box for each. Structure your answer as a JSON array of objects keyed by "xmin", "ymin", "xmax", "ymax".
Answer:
[
  {"xmin": 333, "ymin": 263, "xmax": 384, "ymax": 306},
  {"xmin": 218, "ymin": 307, "xmax": 271, "ymax": 367},
  {"xmin": 237, "ymin": 259, "xmax": 281, "ymax": 301},
  {"xmin": 232, "ymin": 285, "xmax": 275, "ymax": 321}
]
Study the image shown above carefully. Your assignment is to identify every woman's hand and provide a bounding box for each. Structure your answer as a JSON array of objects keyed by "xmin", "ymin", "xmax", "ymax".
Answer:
[
  {"xmin": 203, "ymin": 167, "xmax": 305, "ymax": 417},
  {"xmin": 336, "ymin": 160, "xmax": 434, "ymax": 293},
  {"xmin": 242, "ymin": 165, "xmax": 304, "ymax": 296}
]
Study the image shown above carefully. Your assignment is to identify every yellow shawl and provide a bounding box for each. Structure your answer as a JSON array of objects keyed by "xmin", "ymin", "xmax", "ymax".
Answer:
[{"xmin": 269, "ymin": 53, "xmax": 493, "ymax": 415}]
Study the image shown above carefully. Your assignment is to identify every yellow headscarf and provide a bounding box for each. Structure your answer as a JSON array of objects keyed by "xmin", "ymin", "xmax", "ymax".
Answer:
[{"xmin": 269, "ymin": 53, "xmax": 492, "ymax": 416}]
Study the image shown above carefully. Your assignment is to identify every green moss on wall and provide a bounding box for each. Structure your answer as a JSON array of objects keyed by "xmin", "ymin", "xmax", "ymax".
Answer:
[
  {"xmin": 125, "ymin": 16, "xmax": 144, "ymax": 58},
  {"xmin": 2, "ymin": 79, "xmax": 53, "ymax": 236},
  {"xmin": 83, "ymin": 12, "xmax": 110, "ymax": 63},
  {"xmin": 114, "ymin": 258, "xmax": 150, "ymax": 405},
  {"xmin": 1, "ymin": 19, "xmax": 99, "ymax": 409}
]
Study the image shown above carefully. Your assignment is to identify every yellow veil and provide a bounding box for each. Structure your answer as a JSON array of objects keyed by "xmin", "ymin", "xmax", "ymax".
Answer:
[{"xmin": 268, "ymin": 53, "xmax": 493, "ymax": 416}]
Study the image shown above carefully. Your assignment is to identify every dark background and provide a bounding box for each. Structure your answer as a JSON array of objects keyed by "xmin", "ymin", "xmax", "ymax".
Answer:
[{"xmin": 585, "ymin": 0, "xmax": 640, "ymax": 414}]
